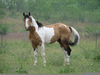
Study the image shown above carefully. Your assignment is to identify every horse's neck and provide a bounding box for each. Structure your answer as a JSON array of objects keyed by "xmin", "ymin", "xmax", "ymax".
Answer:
[
  {"xmin": 30, "ymin": 16, "xmax": 38, "ymax": 31},
  {"xmin": 29, "ymin": 19, "xmax": 38, "ymax": 35}
]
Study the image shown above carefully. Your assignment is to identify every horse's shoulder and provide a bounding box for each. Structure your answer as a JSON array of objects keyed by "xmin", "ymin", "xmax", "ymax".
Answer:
[{"xmin": 29, "ymin": 32, "xmax": 42, "ymax": 46}]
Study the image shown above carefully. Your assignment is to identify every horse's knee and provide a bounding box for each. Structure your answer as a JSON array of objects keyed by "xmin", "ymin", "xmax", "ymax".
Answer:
[
  {"xmin": 34, "ymin": 49, "xmax": 38, "ymax": 56},
  {"xmin": 41, "ymin": 52, "xmax": 45, "ymax": 57}
]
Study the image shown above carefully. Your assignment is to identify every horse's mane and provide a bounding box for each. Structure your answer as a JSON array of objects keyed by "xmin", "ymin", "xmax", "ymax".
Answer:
[{"xmin": 36, "ymin": 21, "xmax": 43, "ymax": 27}]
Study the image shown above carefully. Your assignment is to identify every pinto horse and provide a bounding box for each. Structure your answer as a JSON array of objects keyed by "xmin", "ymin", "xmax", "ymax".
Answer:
[{"xmin": 23, "ymin": 12, "xmax": 80, "ymax": 67}]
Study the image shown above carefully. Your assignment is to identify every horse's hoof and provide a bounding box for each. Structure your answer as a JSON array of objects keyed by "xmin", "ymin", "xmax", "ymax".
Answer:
[
  {"xmin": 67, "ymin": 63, "xmax": 70, "ymax": 65},
  {"xmin": 33, "ymin": 64, "xmax": 37, "ymax": 67},
  {"xmin": 64, "ymin": 63, "xmax": 70, "ymax": 66},
  {"xmin": 43, "ymin": 64, "xmax": 46, "ymax": 67}
]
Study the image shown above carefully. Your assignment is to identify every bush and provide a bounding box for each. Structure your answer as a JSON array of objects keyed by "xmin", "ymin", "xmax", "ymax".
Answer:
[
  {"xmin": 9, "ymin": 11, "xmax": 16, "ymax": 18},
  {"xmin": 0, "ymin": 23, "xmax": 8, "ymax": 35},
  {"xmin": 94, "ymin": 55, "xmax": 100, "ymax": 61},
  {"xmin": 0, "ymin": 10, "xmax": 5, "ymax": 19},
  {"xmin": 85, "ymin": 25, "xmax": 100, "ymax": 36},
  {"xmin": 0, "ymin": 10, "xmax": 5, "ymax": 15}
]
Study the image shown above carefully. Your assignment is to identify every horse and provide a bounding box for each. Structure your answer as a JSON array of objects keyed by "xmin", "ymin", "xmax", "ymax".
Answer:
[{"xmin": 23, "ymin": 12, "xmax": 80, "ymax": 67}]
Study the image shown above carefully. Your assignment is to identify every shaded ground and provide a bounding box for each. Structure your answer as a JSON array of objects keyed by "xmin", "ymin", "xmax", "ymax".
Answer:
[{"xmin": 0, "ymin": 32, "xmax": 29, "ymax": 41}]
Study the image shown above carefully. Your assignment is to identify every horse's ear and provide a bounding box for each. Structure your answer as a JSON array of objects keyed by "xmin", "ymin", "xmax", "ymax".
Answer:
[
  {"xmin": 29, "ymin": 12, "xmax": 31, "ymax": 16},
  {"xmin": 23, "ymin": 13, "xmax": 25, "ymax": 16}
]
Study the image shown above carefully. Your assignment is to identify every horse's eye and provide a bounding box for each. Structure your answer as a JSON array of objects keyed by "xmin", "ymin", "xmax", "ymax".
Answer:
[{"xmin": 29, "ymin": 19, "xmax": 31, "ymax": 22}]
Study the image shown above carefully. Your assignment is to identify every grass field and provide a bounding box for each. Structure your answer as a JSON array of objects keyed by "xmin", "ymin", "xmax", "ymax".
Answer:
[{"xmin": 0, "ymin": 38, "xmax": 100, "ymax": 74}]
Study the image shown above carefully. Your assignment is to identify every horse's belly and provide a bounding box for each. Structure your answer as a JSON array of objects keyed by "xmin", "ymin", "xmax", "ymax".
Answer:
[{"xmin": 45, "ymin": 35, "xmax": 54, "ymax": 44}]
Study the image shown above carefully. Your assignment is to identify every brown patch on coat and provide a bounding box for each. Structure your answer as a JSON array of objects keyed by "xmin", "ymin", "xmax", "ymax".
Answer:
[{"xmin": 29, "ymin": 26, "xmax": 42, "ymax": 50}]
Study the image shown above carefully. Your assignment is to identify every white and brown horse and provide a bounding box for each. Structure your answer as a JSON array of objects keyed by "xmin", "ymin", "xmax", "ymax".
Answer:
[{"xmin": 23, "ymin": 12, "xmax": 80, "ymax": 67}]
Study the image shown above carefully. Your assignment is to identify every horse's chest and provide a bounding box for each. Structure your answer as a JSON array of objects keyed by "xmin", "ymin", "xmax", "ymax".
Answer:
[{"xmin": 29, "ymin": 32, "xmax": 42, "ymax": 45}]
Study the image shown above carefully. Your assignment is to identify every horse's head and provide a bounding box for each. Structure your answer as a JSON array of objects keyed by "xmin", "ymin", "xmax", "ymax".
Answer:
[{"xmin": 23, "ymin": 12, "xmax": 32, "ymax": 31}]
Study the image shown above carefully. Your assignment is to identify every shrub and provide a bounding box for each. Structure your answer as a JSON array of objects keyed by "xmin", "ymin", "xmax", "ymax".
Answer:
[
  {"xmin": 0, "ymin": 23, "xmax": 8, "ymax": 35},
  {"xmin": 0, "ymin": 10, "xmax": 5, "ymax": 19},
  {"xmin": 0, "ymin": 10, "xmax": 5, "ymax": 15},
  {"xmin": 94, "ymin": 55, "xmax": 100, "ymax": 61},
  {"xmin": 9, "ymin": 11, "xmax": 16, "ymax": 18}
]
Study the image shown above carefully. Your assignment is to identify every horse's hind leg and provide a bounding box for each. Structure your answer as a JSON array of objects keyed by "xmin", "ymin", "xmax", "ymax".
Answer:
[
  {"xmin": 62, "ymin": 46, "xmax": 71, "ymax": 65},
  {"xmin": 61, "ymin": 36, "xmax": 72, "ymax": 65},
  {"xmin": 58, "ymin": 39, "xmax": 71, "ymax": 65},
  {"xmin": 66, "ymin": 46, "xmax": 71, "ymax": 56},
  {"xmin": 64, "ymin": 46, "xmax": 71, "ymax": 65}
]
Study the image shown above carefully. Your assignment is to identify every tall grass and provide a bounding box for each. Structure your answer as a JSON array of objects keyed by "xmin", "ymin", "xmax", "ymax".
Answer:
[{"xmin": 0, "ymin": 39, "xmax": 100, "ymax": 74}]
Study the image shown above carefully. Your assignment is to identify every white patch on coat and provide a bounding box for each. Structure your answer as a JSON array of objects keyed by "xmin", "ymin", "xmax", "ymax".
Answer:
[
  {"xmin": 63, "ymin": 25, "xmax": 66, "ymax": 27},
  {"xmin": 61, "ymin": 24, "xmax": 66, "ymax": 27},
  {"xmin": 44, "ymin": 27, "xmax": 55, "ymax": 43},
  {"xmin": 25, "ymin": 18, "xmax": 29, "ymax": 28},
  {"xmin": 36, "ymin": 27, "xmax": 55, "ymax": 44}
]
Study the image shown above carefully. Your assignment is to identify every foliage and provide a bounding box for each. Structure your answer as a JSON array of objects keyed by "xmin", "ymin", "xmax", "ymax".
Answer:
[
  {"xmin": 0, "ymin": 23, "xmax": 9, "ymax": 35},
  {"xmin": 0, "ymin": 0, "xmax": 100, "ymax": 23},
  {"xmin": 0, "ymin": 10, "xmax": 5, "ymax": 19},
  {"xmin": 0, "ymin": 10, "xmax": 5, "ymax": 15},
  {"xmin": 85, "ymin": 25, "xmax": 100, "ymax": 36},
  {"xmin": 94, "ymin": 55, "xmax": 100, "ymax": 61},
  {"xmin": 9, "ymin": 11, "xmax": 16, "ymax": 18},
  {"xmin": 15, "ymin": 63, "xmax": 28, "ymax": 74}
]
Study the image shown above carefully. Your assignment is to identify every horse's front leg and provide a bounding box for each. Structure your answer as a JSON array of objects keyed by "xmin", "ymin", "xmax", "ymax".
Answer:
[
  {"xmin": 40, "ymin": 43, "xmax": 46, "ymax": 67},
  {"xmin": 34, "ymin": 48, "xmax": 38, "ymax": 66},
  {"xmin": 31, "ymin": 42, "xmax": 38, "ymax": 67}
]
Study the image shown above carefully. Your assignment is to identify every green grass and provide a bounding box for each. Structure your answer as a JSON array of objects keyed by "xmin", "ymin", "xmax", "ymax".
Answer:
[{"xmin": 0, "ymin": 39, "xmax": 100, "ymax": 74}]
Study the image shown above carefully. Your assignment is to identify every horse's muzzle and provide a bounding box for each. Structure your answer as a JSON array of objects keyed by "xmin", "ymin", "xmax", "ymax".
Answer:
[{"xmin": 25, "ymin": 27, "xmax": 30, "ymax": 31}]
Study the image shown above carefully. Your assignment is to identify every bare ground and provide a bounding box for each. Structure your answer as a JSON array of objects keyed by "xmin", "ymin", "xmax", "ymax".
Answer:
[
  {"xmin": 0, "ymin": 31, "xmax": 99, "ymax": 41},
  {"xmin": 0, "ymin": 32, "xmax": 29, "ymax": 41}
]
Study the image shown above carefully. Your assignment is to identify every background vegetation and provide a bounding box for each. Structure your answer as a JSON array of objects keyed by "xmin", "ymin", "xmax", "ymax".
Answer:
[
  {"xmin": 0, "ymin": 0, "xmax": 100, "ymax": 74},
  {"xmin": 0, "ymin": 0, "xmax": 100, "ymax": 23}
]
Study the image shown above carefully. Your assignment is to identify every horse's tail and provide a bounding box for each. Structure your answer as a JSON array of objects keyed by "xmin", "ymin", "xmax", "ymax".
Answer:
[{"xmin": 68, "ymin": 27, "xmax": 80, "ymax": 46}]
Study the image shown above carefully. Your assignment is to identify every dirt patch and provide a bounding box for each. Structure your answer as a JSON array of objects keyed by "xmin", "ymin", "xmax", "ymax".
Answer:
[
  {"xmin": 0, "ymin": 31, "xmax": 100, "ymax": 41},
  {"xmin": 0, "ymin": 32, "xmax": 29, "ymax": 41}
]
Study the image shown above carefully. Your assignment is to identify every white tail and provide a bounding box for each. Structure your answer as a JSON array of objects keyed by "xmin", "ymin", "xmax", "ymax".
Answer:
[{"xmin": 69, "ymin": 27, "xmax": 80, "ymax": 46}]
